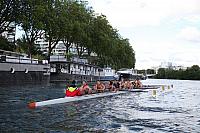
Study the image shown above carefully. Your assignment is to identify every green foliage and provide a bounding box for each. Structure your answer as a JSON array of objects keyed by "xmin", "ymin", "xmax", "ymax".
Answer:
[
  {"xmin": 155, "ymin": 65, "xmax": 200, "ymax": 80},
  {"xmin": 0, "ymin": 0, "xmax": 19, "ymax": 34},
  {"xmin": 89, "ymin": 15, "xmax": 135, "ymax": 69},
  {"xmin": 147, "ymin": 69, "xmax": 155, "ymax": 74},
  {"xmin": 42, "ymin": 0, "xmax": 65, "ymax": 60},
  {"xmin": 65, "ymin": 52, "xmax": 73, "ymax": 61},
  {"xmin": 0, "ymin": 36, "xmax": 15, "ymax": 51},
  {"xmin": 16, "ymin": 0, "xmax": 46, "ymax": 57},
  {"xmin": 15, "ymin": 35, "xmax": 43, "ymax": 58},
  {"xmin": 156, "ymin": 68, "xmax": 166, "ymax": 79},
  {"xmin": 1, "ymin": 0, "xmax": 136, "ymax": 69}
]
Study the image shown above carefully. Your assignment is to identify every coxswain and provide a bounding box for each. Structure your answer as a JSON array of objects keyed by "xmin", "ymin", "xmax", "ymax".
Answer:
[{"xmin": 65, "ymin": 80, "xmax": 82, "ymax": 97}]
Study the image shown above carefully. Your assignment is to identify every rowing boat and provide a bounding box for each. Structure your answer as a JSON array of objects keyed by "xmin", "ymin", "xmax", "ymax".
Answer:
[
  {"xmin": 28, "ymin": 91, "xmax": 126, "ymax": 109},
  {"xmin": 28, "ymin": 85, "xmax": 170, "ymax": 109}
]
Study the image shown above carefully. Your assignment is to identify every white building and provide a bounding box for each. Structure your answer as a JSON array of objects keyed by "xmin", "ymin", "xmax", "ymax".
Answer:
[
  {"xmin": 52, "ymin": 42, "xmax": 66, "ymax": 55},
  {"xmin": 1, "ymin": 22, "xmax": 16, "ymax": 43},
  {"xmin": 35, "ymin": 38, "xmax": 49, "ymax": 54},
  {"xmin": 172, "ymin": 65, "xmax": 187, "ymax": 70},
  {"xmin": 153, "ymin": 62, "xmax": 187, "ymax": 72},
  {"xmin": 35, "ymin": 36, "xmax": 88, "ymax": 55},
  {"xmin": 100, "ymin": 67, "xmax": 115, "ymax": 76},
  {"xmin": 160, "ymin": 62, "xmax": 173, "ymax": 69},
  {"xmin": 117, "ymin": 68, "xmax": 137, "ymax": 75}
]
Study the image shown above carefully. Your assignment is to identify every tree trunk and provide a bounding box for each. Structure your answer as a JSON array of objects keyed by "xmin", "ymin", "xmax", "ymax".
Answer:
[{"xmin": 47, "ymin": 38, "xmax": 52, "ymax": 63}]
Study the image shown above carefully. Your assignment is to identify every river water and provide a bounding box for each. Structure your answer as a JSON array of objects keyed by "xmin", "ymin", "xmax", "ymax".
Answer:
[{"xmin": 0, "ymin": 79, "xmax": 200, "ymax": 132}]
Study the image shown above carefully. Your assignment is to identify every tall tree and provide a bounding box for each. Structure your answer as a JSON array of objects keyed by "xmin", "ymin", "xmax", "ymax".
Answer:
[
  {"xmin": 15, "ymin": 35, "xmax": 43, "ymax": 57},
  {"xmin": 61, "ymin": 0, "xmax": 84, "ymax": 58},
  {"xmin": 43, "ymin": 0, "xmax": 65, "ymax": 61},
  {"xmin": 0, "ymin": 0, "xmax": 19, "ymax": 34},
  {"xmin": 0, "ymin": 36, "xmax": 15, "ymax": 51},
  {"xmin": 17, "ymin": 0, "xmax": 45, "ymax": 57}
]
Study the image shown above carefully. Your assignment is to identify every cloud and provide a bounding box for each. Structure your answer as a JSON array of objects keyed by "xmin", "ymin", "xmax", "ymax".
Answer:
[
  {"xmin": 87, "ymin": 0, "xmax": 200, "ymax": 69},
  {"xmin": 177, "ymin": 27, "xmax": 200, "ymax": 42},
  {"xmin": 183, "ymin": 14, "xmax": 200, "ymax": 23},
  {"xmin": 134, "ymin": 40, "xmax": 200, "ymax": 69},
  {"xmin": 88, "ymin": 0, "xmax": 200, "ymax": 27}
]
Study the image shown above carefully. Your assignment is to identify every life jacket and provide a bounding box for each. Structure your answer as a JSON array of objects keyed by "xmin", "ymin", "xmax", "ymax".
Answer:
[{"xmin": 66, "ymin": 87, "xmax": 81, "ymax": 97}]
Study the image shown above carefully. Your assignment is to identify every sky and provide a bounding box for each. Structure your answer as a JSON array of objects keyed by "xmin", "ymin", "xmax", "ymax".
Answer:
[{"xmin": 87, "ymin": 0, "xmax": 200, "ymax": 69}]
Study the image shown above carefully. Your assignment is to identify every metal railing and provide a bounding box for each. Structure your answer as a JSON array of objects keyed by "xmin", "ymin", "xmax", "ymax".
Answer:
[{"xmin": 0, "ymin": 55, "xmax": 48, "ymax": 65}]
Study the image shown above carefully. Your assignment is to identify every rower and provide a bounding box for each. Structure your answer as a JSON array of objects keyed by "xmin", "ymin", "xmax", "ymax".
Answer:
[
  {"xmin": 65, "ymin": 80, "xmax": 82, "ymax": 97},
  {"xmin": 125, "ymin": 80, "xmax": 132, "ymax": 90},
  {"xmin": 107, "ymin": 81, "xmax": 117, "ymax": 92},
  {"xmin": 113, "ymin": 80, "xmax": 120, "ymax": 91},
  {"xmin": 94, "ymin": 81, "xmax": 105, "ymax": 93},
  {"xmin": 133, "ymin": 78, "xmax": 143, "ymax": 88},
  {"xmin": 79, "ymin": 80, "xmax": 92, "ymax": 94}
]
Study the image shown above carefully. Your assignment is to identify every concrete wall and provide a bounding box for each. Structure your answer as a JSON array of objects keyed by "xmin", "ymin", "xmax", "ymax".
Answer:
[
  {"xmin": 0, "ymin": 71, "xmax": 50, "ymax": 85},
  {"xmin": 0, "ymin": 63, "xmax": 50, "ymax": 85}
]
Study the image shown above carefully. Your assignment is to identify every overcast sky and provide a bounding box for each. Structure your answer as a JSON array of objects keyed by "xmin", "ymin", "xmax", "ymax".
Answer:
[{"xmin": 87, "ymin": 0, "xmax": 200, "ymax": 69}]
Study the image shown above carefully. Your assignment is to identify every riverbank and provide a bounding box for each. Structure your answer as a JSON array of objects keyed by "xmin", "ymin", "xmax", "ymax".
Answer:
[{"xmin": 155, "ymin": 65, "xmax": 200, "ymax": 80}]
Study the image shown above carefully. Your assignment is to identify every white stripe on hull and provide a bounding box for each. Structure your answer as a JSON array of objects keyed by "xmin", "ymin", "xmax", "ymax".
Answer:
[{"xmin": 29, "ymin": 91, "xmax": 126, "ymax": 108}]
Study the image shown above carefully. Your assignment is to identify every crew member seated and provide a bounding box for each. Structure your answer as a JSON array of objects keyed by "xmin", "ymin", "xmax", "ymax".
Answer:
[
  {"xmin": 65, "ymin": 80, "xmax": 82, "ymax": 97},
  {"xmin": 132, "ymin": 78, "xmax": 143, "ymax": 88},
  {"xmin": 94, "ymin": 81, "xmax": 105, "ymax": 93},
  {"xmin": 107, "ymin": 81, "xmax": 117, "ymax": 92},
  {"xmin": 113, "ymin": 80, "xmax": 120, "ymax": 91},
  {"xmin": 79, "ymin": 80, "xmax": 92, "ymax": 94}
]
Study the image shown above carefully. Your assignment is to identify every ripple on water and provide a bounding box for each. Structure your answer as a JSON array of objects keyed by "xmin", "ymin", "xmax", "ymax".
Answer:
[{"xmin": 1, "ymin": 80, "xmax": 200, "ymax": 132}]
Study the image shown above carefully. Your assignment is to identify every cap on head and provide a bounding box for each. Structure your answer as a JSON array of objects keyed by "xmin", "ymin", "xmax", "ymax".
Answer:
[{"xmin": 70, "ymin": 80, "xmax": 76, "ymax": 87}]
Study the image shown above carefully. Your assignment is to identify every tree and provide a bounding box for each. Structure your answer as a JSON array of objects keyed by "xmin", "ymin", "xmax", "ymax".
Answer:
[
  {"xmin": 15, "ymin": 35, "xmax": 42, "ymax": 56},
  {"xmin": 17, "ymin": 0, "xmax": 45, "ymax": 57},
  {"xmin": 61, "ymin": 0, "xmax": 93, "ymax": 58},
  {"xmin": 43, "ymin": 0, "xmax": 65, "ymax": 61},
  {"xmin": 156, "ymin": 68, "xmax": 166, "ymax": 79},
  {"xmin": 0, "ymin": 36, "xmax": 15, "ymax": 51},
  {"xmin": 70, "ymin": 1, "xmax": 94, "ymax": 58},
  {"xmin": 190, "ymin": 65, "xmax": 200, "ymax": 72},
  {"xmin": 0, "ymin": 0, "xmax": 19, "ymax": 34},
  {"xmin": 155, "ymin": 65, "xmax": 200, "ymax": 80},
  {"xmin": 8, "ymin": 0, "xmax": 136, "ymax": 68},
  {"xmin": 147, "ymin": 69, "xmax": 155, "ymax": 74}
]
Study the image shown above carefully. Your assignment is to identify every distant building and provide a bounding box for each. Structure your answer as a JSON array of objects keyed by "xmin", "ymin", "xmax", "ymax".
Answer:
[
  {"xmin": 160, "ymin": 62, "xmax": 173, "ymax": 69},
  {"xmin": 116, "ymin": 68, "xmax": 146, "ymax": 80},
  {"xmin": 99, "ymin": 67, "xmax": 116, "ymax": 80},
  {"xmin": 151, "ymin": 66, "xmax": 159, "ymax": 74},
  {"xmin": 172, "ymin": 65, "xmax": 187, "ymax": 70},
  {"xmin": 153, "ymin": 62, "xmax": 187, "ymax": 72},
  {"xmin": 35, "ymin": 38, "xmax": 49, "ymax": 55},
  {"xmin": 52, "ymin": 42, "xmax": 66, "ymax": 55}
]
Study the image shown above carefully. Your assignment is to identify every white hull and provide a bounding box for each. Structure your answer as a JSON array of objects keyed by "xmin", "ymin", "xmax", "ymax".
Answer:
[{"xmin": 28, "ymin": 91, "xmax": 126, "ymax": 109}]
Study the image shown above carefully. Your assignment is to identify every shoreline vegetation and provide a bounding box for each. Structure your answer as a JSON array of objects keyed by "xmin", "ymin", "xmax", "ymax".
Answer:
[
  {"xmin": 0, "ymin": 0, "xmax": 135, "ymax": 70},
  {"xmin": 155, "ymin": 65, "xmax": 200, "ymax": 80}
]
